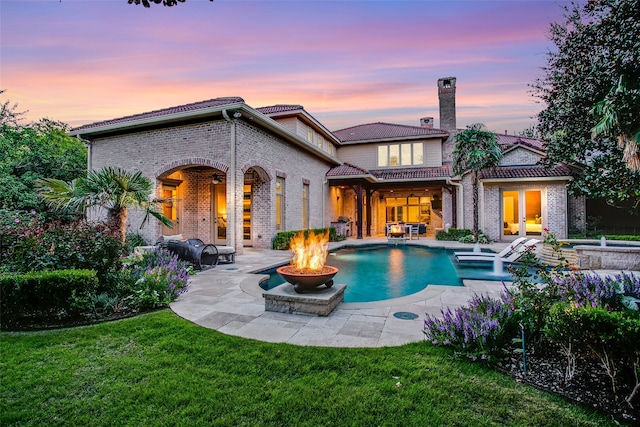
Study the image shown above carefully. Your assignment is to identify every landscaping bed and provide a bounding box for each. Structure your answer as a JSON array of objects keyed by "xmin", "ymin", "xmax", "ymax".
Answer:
[{"xmin": 498, "ymin": 346, "xmax": 639, "ymax": 424}]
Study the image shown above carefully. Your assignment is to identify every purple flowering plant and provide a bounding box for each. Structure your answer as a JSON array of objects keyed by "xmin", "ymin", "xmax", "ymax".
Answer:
[
  {"xmin": 124, "ymin": 247, "xmax": 190, "ymax": 309},
  {"xmin": 423, "ymin": 289, "xmax": 516, "ymax": 361}
]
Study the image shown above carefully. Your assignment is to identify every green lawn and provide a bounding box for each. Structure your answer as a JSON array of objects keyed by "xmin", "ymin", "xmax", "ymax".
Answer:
[{"xmin": 1, "ymin": 310, "xmax": 614, "ymax": 426}]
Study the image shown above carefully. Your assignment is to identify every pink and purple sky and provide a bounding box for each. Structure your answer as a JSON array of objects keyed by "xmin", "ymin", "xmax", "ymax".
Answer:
[{"xmin": 1, "ymin": 0, "xmax": 571, "ymax": 134}]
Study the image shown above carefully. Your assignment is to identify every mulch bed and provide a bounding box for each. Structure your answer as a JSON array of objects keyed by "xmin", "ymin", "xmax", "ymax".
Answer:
[{"xmin": 497, "ymin": 346, "xmax": 639, "ymax": 425}]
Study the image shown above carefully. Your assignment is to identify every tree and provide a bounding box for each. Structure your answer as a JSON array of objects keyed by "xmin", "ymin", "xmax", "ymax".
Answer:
[
  {"xmin": 532, "ymin": 0, "xmax": 640, "ymax": 209},
  {"xmin": 36, "ymin": 166, "xmax": 172, "ymax": 243},
  {"xmin": 0, "ymin": 91, "xmax": 87, "ymax": 212},
  {"xmin": 452, "ymin": 123, "xmax": 503, "ymax": 242}
]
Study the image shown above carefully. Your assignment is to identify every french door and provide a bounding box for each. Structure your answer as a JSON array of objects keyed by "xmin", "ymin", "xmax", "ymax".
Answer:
[
  {"xmin": 161, "ymin": 184, "xmax": 181, "ymax": 236},
  {"xmin": 210, "ymin": 182, "xmax": 227, "ymax": 245},
  {"xmin": 501, "ymin": 189, "xmax": 544, "ymax": 240}
]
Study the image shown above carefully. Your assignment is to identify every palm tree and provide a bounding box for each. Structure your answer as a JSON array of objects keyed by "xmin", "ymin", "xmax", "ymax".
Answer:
[
  {"xmin": 591, "ymin": 75, "xmax": 640, "ymax": 171},
  {"xmin": 452, "ymin": 123, "xmax": 503, "ymax": 242},
  {"xmin": 36, "ymin": 166, "xmax": 172, "ymax": 242}
]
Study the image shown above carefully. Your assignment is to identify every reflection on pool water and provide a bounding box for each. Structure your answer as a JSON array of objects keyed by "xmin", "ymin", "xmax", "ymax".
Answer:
[{"xmin": 259, "ymin": 245, "xmax": 512, "ymax": 303}]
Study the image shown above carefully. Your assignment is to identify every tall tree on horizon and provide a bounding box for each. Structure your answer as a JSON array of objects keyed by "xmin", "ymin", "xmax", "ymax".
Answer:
[
  {"xmin": 452, "ymin": 123, "xmax": 503, "ymax": 243},
  {"xmin": 532, "ymin": 0, "xmax": 640, "ymax": 209}
]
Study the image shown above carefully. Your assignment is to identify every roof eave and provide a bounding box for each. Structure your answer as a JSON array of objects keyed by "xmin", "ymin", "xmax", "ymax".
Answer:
[
  {"xmin": 327, "ymin": 174, "xmax": 377, "ymax": 183},
  {"xmin": 240, "ymin": 105, "xmax": 341, "ymax": 165},
  {"xmin": 69, "ymin": 102, "xmax": 341, "ymax": 166},
  {"xmin": 480, "ymin": 176, "xmax": 573, "ymax": 183},
  {"xmin": 68, "ymin": 102, "xmax": 246, "ymax": 138}
]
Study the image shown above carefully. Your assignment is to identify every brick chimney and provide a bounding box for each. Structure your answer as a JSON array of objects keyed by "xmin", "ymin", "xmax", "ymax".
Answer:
[
  {"xmin": 420, "ymin": 117, "xmax": 434, "ymax": 128},
  {"xmin": 438, "ymin": 77, "xmax": 456, "ymax": 131}
]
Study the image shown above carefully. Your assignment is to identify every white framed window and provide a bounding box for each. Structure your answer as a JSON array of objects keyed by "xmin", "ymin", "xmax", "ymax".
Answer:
[
  {"xmin": 276, "ymin": 177, "xmax": 285, "ymax": 231},
  {"xmin": 302, "ymin": 183, "xmax": 309, "ymax": 229},
  {"xmin": 377, "ymin": 143, "xmax": 424, "ymax": 167}
]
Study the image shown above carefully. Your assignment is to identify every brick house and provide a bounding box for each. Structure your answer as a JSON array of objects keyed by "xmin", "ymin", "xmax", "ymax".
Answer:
[{"xmin": 69, "ymin": 77, "xmax": 582, "ymax": 252}]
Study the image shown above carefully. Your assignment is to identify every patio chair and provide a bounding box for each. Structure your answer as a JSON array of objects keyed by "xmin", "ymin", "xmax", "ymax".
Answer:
[
  {"xmin": 455, "ymin": 239, "xmax": 540, "ymax": 264},
  {"xmin": 409, "ymin": 223, "xmax": 420, "ymax": 240},
  {"xmin": 453, "ymin": 237, "xmax": 528, "ymax": 258}
]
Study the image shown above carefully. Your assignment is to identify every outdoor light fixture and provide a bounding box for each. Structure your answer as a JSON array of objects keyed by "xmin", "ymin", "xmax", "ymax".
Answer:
[{"xmin": 211, "ymin": 174, "xmax": 224, "ymax": 184}]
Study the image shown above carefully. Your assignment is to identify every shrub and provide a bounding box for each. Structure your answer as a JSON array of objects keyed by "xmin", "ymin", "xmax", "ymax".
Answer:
[
  {"xmin": 458, "ymin": 232, "xmax": 490, "ymax": 244},
  {"xmin": 1, "ymin": 216, "xmax": 126, "ymax": 280},
  {"xmin": 554, "ymin": 272, "xmax": 640, "ymax": 311},
  {"xmin": 125, "ymin": 232, "xmax": 147, "ymax": 252},
  {"xmin": 272, "ymin": 227, "xmax": 338, "ymax": 250},
  {"xmin": 0, "ymin": 269, "xmax": 98, "ymax": 327},
  {"xmin": 435, "ymin": 228, "xmax": 472, "ymax": 241},
  {"xmin": 543, "ymin": 303, "xmax": 640, "ymax": 400},
  {"xmin": 123, "ymin": 247, "xmax": 190, "ymax": 310}
]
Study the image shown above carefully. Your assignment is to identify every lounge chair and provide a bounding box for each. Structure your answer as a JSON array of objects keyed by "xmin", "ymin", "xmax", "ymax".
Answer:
[
  {"xmin": 455, "ymin": 239, "xmax": 540, "ymax": 264},
  {"xmin": 453, "ymin": 237, "xmax": 528, "ymax": 258}
]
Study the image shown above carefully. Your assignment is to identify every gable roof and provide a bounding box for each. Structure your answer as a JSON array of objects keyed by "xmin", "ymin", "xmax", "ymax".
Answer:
[
  {"xmin": 72, "ymin": 97, "xmax": 245, "ymax": 132},
  {"xmin": 495, "ymin": 134, "xmax": 545, "ymax": 152},
  {"xmin": 333, "ymin": 122, "xmax": 448, "ymax": 144},
  {"xmin": 256, "ymin": 104, "xmax": 304, "ymax": 115}
]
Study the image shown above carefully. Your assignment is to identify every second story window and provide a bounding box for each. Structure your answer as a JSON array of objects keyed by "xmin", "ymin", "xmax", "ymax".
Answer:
[{"xmin": 377, "ymin": 143, "xmax": 424, "ymax": 167}]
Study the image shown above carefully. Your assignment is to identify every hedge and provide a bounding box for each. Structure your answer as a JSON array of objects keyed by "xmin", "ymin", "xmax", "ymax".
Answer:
[
  {"xmin": 435, "ymin": 228, "xmax": 473, "ymax": 241},
  {"xmin": 272, "ymin": 228, "xmax": 339, "ymax": 250},
  {"xmin": 0, "ymin": 269, "xmax": 98, "ymax": 327}
]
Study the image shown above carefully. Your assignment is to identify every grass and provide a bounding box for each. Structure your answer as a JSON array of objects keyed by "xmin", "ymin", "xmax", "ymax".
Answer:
[{"xmin": 1, "ymin": 310, "xmax": 617, "ymax": 426}]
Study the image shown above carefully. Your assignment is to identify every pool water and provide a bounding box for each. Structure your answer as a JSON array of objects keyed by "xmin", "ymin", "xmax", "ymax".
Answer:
[{"xmin": 259, "ymin": 245, "xmax": 512, "ymax": 303}]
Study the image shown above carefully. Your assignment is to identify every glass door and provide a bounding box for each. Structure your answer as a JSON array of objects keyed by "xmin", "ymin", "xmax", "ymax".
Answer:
[
  {"xmin": 502, "ymin": 189, "xmax": 543, "ymax": 239},
  {"xmin": 161, "ymin": 184, "xmax": 181, "ymax": 236},
  {"xmin": 243, "ymin": 184, "xmax": 252, "ymax": 245},
  {"xmin": 210, "ymin": 182, "xmax": 227, "ymax": 245}
]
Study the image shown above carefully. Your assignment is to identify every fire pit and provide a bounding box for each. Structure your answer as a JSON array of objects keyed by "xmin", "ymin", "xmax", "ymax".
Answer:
[
  {"xmin": 389, "ymin": 224, "xmax": 405, "ymax": 238},
  {"xmin": 277, "ymin": 230, "xmax": 339, "ymax": 293}
]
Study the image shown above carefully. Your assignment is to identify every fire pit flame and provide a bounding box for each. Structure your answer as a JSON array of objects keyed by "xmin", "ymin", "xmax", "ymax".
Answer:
[
  {"xmin": 290, "ymin": 229, "xmax": 329, "ymax": 271},
  {"xmin": 389, "ymin": 224, "xmax": 405, "ymax": 237},
  {"xmin": 277, "ymin": 230, "xmax": 338, "ymax": 294}
]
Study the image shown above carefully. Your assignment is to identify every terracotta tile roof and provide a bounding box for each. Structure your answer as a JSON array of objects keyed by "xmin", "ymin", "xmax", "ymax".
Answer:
[
  {"xmin": 326, "ymin": 162, "xmax": 371, "ymax": 177},
  {"xmin": 495, "ymin": 134, "xmax": 545, "ymax": 152},
  {"xmin": 479, "ymin": 164, "xmax": 572, "ymax": 179},
  {"xmin": 73, "ymin": 97, "xmax": 245, "ymax": 132},
  {"xmin": 333, "ymin": 122, "xmax": 448, "ymax": 143},
  {"xmin": 327, "ymin": 163, "xmax": 454, "ymax": 181},
  {"xmin": 256, "ymin": 104, "xmax": 304, "ymax": 115},
  {"xmin": 370, "ymin": 165, "xmax": 453, "ymax": 180}
]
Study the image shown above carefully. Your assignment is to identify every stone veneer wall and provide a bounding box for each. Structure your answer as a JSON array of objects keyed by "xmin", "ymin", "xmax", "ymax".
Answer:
[{"xmin": 567, "ymin": 194, "xmax": 586, "ymax": 234}]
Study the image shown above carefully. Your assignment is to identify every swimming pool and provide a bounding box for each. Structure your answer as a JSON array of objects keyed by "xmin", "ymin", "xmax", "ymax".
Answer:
[{"xmin": 259, "ymin": 245, "xmax": 512, "ymax": 303}]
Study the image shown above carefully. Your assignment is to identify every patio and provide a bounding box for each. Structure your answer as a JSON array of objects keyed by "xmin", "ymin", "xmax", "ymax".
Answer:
[{"xmin": 170, "ymin": 238, "xmax": 516, "ymax": 347}]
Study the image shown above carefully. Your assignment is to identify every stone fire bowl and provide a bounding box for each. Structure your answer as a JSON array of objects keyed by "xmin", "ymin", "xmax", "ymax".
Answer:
[{"xmin": 276, "ymin": 265, "xmax": 339, "ymax": 294}]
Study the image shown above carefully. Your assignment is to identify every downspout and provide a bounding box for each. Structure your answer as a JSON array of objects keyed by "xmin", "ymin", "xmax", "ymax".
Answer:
[
  {"xmin": 222, "ymin": 109, "xmax": 238, "ymax": 251},
  {"xmin": 446, "ymin": 178, "xmax": 463, "ymax": 229}
]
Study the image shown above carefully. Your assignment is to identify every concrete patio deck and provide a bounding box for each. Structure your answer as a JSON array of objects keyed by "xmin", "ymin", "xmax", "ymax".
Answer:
[{"xmin": 170, "ymin": 237, "xmax": 518, "ymax": 347}]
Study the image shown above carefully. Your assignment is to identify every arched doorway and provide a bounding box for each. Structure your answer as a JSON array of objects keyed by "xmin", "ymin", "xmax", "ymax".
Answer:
[{"xmin": 243, "ymin": 166, "xmax": 271, "ymax": 248}]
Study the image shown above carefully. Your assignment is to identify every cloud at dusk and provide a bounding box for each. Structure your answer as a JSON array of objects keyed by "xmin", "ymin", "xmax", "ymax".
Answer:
[{"xmin": 1, "ymin": 0, "xmax": 568, "ymax": 134}]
